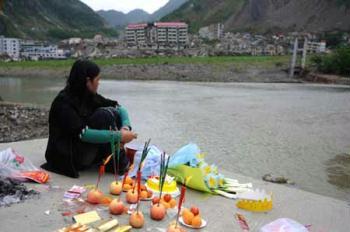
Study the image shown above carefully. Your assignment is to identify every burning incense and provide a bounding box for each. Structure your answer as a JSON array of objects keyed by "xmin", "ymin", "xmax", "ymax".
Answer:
[
  {"xmin": 175, "ymin": 177, "xmax": 191, "ymax": 228},
  {"xmin": 158, "ymin": 152, "xmax": 170, "ymax": 206},
  {"xmin": 132, "ymin": 139, "xmax": 151, "ymax": 193},
  {"xmin": 111, "ymin": 137, "xmax": 121, "ymax": 183},
  {"xmin": 95, "ymin": 154, "xmax": 112, "ymax": 189},
  {"xmin": 136, "ymin": 170, "xmax": 142, "ymax": 213}
]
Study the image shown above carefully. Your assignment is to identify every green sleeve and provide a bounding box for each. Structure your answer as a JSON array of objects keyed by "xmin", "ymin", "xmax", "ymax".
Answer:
[
  {"xmin": 116, "ymin": 106, "xmax": 131, "ymax": 129},
  {"xmin": 80, "ymin": 128, "xmax": 121, "ymax": 144}
]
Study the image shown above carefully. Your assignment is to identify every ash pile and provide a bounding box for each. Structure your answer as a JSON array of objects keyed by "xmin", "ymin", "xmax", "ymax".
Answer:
[{"xmin": 0, "ymin": 177, "xmax": 39, "ymax": 207}]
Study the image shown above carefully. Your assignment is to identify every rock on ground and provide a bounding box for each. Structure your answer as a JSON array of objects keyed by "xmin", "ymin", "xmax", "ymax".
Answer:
[{"xmin": 0, "ymin": 103, "xmax": 48, "ymax": 143}]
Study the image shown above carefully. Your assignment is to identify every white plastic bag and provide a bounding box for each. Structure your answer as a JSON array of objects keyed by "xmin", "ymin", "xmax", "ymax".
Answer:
[
  {"xmin": 0, "ymin": 148, "xmax": 49, "ymax": 183},
  {"xmin": 128, "ymin": 145, "xmax": 165, "ymax": 179},
  {"xmin": 259, "ymin": 218, "xmax": 309, "ymax": 232}
]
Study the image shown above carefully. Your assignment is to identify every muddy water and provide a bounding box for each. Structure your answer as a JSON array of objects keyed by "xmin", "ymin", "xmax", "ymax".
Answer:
[{"xmin": 1, "ymin": 76, "xmax": 350, "ymax": 201}]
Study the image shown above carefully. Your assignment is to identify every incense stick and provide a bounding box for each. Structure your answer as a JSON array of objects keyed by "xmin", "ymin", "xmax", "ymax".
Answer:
[
  {"xmin": 158, "ymin": 152, "xmax": 170, "ymax": 206},
  {"xmin": 133, "ymin": 139, "xmax": 151, "ymax": 193}
]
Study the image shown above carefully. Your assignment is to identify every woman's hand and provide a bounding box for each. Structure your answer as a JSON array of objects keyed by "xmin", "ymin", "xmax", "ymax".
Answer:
[{"xmin": 121, "ymin": 129, "xmax": 137, "ymax": 143}]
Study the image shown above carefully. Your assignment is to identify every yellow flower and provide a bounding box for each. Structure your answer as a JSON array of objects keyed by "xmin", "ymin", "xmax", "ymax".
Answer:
[{"xmin": 205, "ymin": 174, "xmax": 218, "ymax": 189}]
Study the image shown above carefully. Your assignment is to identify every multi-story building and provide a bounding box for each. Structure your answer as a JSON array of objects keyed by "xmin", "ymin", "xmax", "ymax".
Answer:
[
  {"xmin": 21, "ymin": 40, "xmax": 67, "ymax": 60},
  {"xmin": 0, "ymin": 36, "xmax": 20, "ymax": 59},
  {"xmin": 125, "ymin": 22, "xmax": 188, "ymax": 49},
  {"xmin": 125, "ymin": 23, "xmax": 148, "ymax": 47}
]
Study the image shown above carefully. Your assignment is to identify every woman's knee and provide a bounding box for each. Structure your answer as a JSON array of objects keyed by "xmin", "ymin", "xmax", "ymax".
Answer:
[{"xmin": 88, "ymin": 107, "xmax": 121, "ymax": 130}]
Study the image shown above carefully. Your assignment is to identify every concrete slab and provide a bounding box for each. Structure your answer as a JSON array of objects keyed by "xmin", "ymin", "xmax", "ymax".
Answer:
[{"xmin": 0, "ymin": 139, "xmax": 349, "ymax": 232}]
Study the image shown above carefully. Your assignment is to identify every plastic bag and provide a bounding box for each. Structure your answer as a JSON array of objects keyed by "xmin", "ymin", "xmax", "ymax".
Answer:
[
  {"xmin": 169, "ymin": 143, "xmax": 201, "ymax": 168},
  {"xmin": 128, "ymin": 145, "xmax": 164, "ymax": 179},
  {"xmin": 259, "ymin": 218, "xmax": 309, "ymax": 232},
  {"xmin": 0, "ymin": 148, "xmax": 49, "ymax": 183}
]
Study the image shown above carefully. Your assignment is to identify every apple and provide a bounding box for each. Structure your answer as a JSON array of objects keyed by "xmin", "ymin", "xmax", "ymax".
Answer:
[
  {"xmin": 129, "ymin": 212, "xmax": 144, "ymax": 228},
  {"xmin": 150, "ymin": 203, "xmax": 166, "ymax": 221},
  {"xmin": 109, "ymin": 199, "xmax": 124, "ymax": 215},
  {"xmin": 87, "ymin": 189, "xmax": 103, "ymax": 204},
  {"xmin": 110, "ymin": 181, "xmax": 123, "ymax": 195},
  {"xmin": 126, "ymin": 189, "xmax": 138, "ymax": 204},
  {"xmin": 163, "ymin": 194, "xmax": 172, "ymax": 202},
  {"xmin": 190, "ymin": 206, "xmax": 200, "ymax": 216},
  {"xmin": 152, "ymin": 196, "xmax": 160, "ymax": 205}
]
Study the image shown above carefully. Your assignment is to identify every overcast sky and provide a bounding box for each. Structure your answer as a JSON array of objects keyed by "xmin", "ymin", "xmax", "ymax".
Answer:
[{"xmin": 80, "ymin": 0, "xmax": 169, "ymax": 14}]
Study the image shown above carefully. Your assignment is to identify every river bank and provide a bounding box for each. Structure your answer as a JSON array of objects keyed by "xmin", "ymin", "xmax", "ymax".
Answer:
[
  {"xmin": 0, "ymin": 56, "xmax": 304, "ymax": 83},
  {"xmin": 2, "ymin": 62, "xmax": 349, "ymax": 85},
  {"xmin": 0, "ymin": 63, "xmax": 300, "ymax": 83}
]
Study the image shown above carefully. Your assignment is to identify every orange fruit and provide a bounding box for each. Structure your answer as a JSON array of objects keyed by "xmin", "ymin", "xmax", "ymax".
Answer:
[
  {"xmin": 123, "ymin": 184, "xmax": 132, "ymax": 191},
  {"xmin": 191, "ymin": 215, "xmax": 202, "ymax": 228},
  {"xmin": 160, "ymin": 199, "xmax": 171, "ymax": 209},
  {"xmin": 140, "ymin": 191, "xmax": 148, "ymax": 199},
  {"xmin": 183, "ymin": 211, "xmax": 194, "ymax": 225},
  {"xmin": 169, "ymin": 198, "xmax": 177, "ymax": 208},
  {"xmin": 125, "ymin": 176, "xmax": 133, "ymax": 185},
  {"xmin": 181, "ymin": 208, "xmax": 190, "ymax": 216}
]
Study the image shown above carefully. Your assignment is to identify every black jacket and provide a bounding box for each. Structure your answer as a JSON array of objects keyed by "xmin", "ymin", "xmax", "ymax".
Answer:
[{"xmin": 41, "ymin": 89, "xmax": 118, "ymax": 178}]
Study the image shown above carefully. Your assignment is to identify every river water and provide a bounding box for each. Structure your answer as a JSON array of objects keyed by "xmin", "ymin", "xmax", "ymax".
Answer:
[{"xmin": 1, "ymin": 76, "xmax": 350, "ymax": 201}]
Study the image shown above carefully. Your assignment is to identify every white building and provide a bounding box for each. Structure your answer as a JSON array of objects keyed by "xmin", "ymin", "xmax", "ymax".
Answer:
[
  {"xmin": 125, "ymin": 22, "xmax": 188, "ymax": 49},
  {"xmin": 21, "ymin": 40, "xmax": 67, "ymax": 60},
  {"xmin": 307, "ymin": 41, "xmax": 327, "ymax": 53},
  {"xmin": 125, "ymin": 23, "xmax": 147, "ymax": 47},
  {"xmin": 0, "ymin": 36, "xmax": 20, "ymax": 59}
]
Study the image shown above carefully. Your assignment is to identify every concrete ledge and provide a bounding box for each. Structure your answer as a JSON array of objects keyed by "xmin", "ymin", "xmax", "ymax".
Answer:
[{"xmin": 0, "ymin": 139, "xmax": 349, "ymax": 232}]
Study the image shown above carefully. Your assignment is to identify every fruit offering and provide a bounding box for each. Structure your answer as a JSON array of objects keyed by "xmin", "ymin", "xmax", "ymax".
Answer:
[
  {"xmin": 86, "ymin": 189, "xmax": 103, "ymax": 204},
  {"xmin": 126, "ymin": 189, "xmax": 138, "ymax": 204},
  {"xmin": 150, "ymin": 203, "xmax": 166, "ymax": 221},
  {"xmin": 110, "ymin": 181, "xmax": 123, "ymax": 195},
  {"xmin": 160, "ymin": 193, "xmax": 177, "ymax": 209},
  {"xmin": 140, "ymin": 185, "xmax": 153, "ymax": 200},
  {"xmin": 129, "ymin": 212, "xmax": 144, "ymax": 228},
  {"xmin": 123, "ymin": 177, "xmax": 134, "ymax": 191},
  {"xmin": 109, "ymin": 199, "xmax": 125, "ymax": 215},
  {"xmin": 181, "ymin": 206, "xmax": 203, "ymax": 228}
]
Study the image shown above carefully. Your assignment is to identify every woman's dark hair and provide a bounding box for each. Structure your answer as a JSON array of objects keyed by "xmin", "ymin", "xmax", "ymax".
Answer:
[{"xmin": 66, "ymin": 59, "xmax": 100, "ymax": 96}]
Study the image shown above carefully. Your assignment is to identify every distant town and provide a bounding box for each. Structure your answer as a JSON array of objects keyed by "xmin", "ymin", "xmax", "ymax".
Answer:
[{"xmin": 0, "ymin": 21, "xmax": 332, "ymax": 62}]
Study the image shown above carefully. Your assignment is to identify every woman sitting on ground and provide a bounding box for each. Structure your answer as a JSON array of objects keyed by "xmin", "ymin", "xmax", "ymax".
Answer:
[{"xmin": 42, "ymin": 60, "xmax": 137, "ymax": 178}]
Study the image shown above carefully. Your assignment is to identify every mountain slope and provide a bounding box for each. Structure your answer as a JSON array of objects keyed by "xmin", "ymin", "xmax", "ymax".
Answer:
[
  {"xmin": 98, "ymin": 9, "xmax": 150, "ymax": 27},
  {"xmin": 226, "ymin": 0, "xmax": 350, "ymax": 33},
  {"xmin": 163, "ymin": 0, "xmax": 350, "ymax": 33},
  {"xmin": 97, "ymin": 10, "xmax": 128, "ymax": 27},
  {"xmin": 98, "ymin": 0, "xmax": 188, "ymax": 27},
  {"xmin": 152, "ymin": 0, "xmax": 188, "ymax": 20},
  {"xmin": 0, "ymin": 0, "xmax": 117, "ymax": 40},
  {"xmin": 162, "ymin": 0, "xmax": 246, "ymax": 33},
  {"xmin": 127, "ymin": 9, "xmax": 151, "ymax": 23}
]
